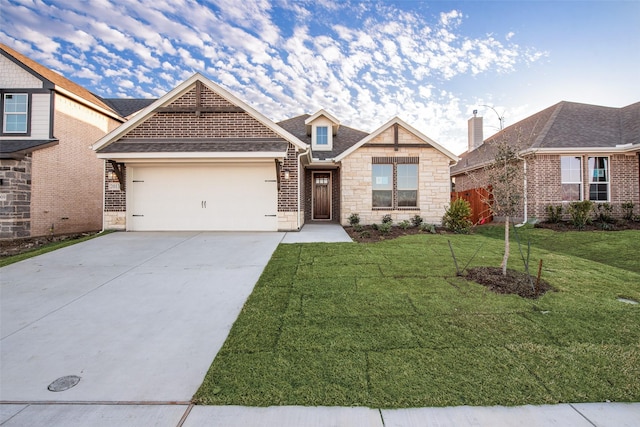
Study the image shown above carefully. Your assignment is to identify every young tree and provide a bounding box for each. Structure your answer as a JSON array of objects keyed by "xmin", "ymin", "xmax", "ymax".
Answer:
[{"xmin": 483, "ymin": 132, "xmax": 526, "ymax": 275}]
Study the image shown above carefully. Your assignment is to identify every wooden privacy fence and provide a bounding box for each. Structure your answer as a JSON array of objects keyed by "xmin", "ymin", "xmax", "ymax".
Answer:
[{"xmin": 450, "ymin": 188, "xmax": 493, "ymax": 225}]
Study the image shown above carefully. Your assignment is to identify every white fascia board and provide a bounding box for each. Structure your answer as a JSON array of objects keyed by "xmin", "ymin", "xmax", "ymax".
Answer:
[
  {"xmin": 304, "ymin": 109, "xmax": 341, "ymax": 125},
  {"xmin": 522, "ymin": 145, "xmax": 640, "ymax": 155},
  {"xmin": 96, "ymin": 151, "xmax": 286, "ymax": 161}
]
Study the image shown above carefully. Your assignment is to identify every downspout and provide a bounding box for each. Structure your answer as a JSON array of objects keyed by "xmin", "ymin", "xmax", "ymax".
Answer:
[
  {"xmin": 297, "ymin": 147, "xmax": 311, "ymax": 230},
  {"xmin": 516, "ymin": 157, "xmax": 528, "ymax": 227}
]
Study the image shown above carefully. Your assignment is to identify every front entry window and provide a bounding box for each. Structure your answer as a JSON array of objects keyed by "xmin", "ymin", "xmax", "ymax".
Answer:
[{"xmin": 397, "ymin": 164, "xmax": 418, "ymax": 207}]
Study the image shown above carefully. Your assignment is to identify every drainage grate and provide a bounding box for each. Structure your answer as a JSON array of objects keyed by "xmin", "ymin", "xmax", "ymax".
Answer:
[
  {"xmin": 617, "ymin": 297, "xmax": 639, "ymax": 305},
  {"xmin": 48, "ymin": 375, "xmax": 81, "ymax": 392}
]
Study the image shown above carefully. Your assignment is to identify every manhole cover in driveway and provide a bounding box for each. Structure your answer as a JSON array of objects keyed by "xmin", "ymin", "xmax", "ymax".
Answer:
[{"xmin": 48, "ymin": 375, "xmax": 81, "ymax": 392}]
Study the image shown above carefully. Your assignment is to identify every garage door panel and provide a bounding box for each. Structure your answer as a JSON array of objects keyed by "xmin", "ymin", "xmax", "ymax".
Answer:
[{"xmin": 128, "ymin": 164, "xmax": 278, "ymax": 231}]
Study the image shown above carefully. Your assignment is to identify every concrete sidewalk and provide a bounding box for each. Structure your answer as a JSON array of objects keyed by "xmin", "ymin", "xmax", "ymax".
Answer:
[{"xmin": 1, "ymin": 402, "xmax": 638, "ymax": 426}]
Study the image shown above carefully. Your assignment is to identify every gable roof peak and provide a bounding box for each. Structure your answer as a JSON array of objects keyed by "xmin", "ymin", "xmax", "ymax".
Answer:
[
  {"xmin": 92, "ymin": 72, "xmax": 307, "ymax": 152},
  {"xmin": 0, "ymin": 43, "xmax": 121, "ymax": 120}
]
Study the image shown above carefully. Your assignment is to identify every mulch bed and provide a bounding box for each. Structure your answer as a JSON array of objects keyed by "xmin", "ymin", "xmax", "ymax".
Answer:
[
  {"xmin": 465, "ymin": 266, "xmax": 553, "ymax": 299},
  {"xmin": 344, "ymin": 225, "xmax": 443, "ymax": 243},
  {"xmin": 535, "ymin": 219, "xmax": 640, "ymax": 232}
]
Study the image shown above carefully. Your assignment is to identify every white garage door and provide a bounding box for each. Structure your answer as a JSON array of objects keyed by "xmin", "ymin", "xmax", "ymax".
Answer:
[{"xmin": 127, "ymin": 163, "xmax": 278, "ymax": 231}]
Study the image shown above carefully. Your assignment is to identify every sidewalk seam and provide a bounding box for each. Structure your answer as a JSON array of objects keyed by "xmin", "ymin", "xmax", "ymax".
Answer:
[
  {"xmin": 569, "ymin": 403, "xmax": 597, "ymax": 427},
  {"xmin": 176, "ymin": 403, "xmax": 194, "ymax": 427}
]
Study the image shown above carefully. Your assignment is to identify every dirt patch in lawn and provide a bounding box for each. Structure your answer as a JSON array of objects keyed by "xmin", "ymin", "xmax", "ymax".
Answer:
[
  {"xmin": 0, "ymin": 232, "xmax": 100, "ymax": 257},
  {"xmin": 465, "ymin": 266, "xmax": 553, "ymax": 299}
]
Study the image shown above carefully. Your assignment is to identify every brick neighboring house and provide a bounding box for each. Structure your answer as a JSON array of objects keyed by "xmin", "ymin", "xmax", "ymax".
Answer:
[
  {"xmin": 93, "ymin": 73, "xmax": 458, "ymax": 231},
  {"xmin": 451, "ymin": 101, "xmax": 640, "ymax": 222},
  {"xmin": 0, "ymin": 44, "xmax": 124, "ymax": 239}
]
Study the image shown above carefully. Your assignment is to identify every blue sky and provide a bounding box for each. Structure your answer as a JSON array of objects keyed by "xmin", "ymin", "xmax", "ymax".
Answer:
[{"xmin": 1, "ymin": 0, "xmax": 638, "ymax": 154}]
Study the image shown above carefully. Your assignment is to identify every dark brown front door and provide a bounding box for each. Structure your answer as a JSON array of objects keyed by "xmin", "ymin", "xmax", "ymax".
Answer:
[{"xmin": 313, "ymin": 173, "xmax": 331, "ymax": 220}]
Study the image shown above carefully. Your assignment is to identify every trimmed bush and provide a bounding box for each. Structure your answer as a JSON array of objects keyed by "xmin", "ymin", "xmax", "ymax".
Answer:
[
  {"xmin": 622, "ymin": 201, "xmax": 635, "ymax": 221},
  {"xmin": 398, "ymin": 220, "xmax": 411, "ymax": 230},
  {"xmin": 348, "ymin": 213, "xmax": 360, "ymax": 226},
  {"xmin": 411, "ymin": 215, "xmax": 423, "ymax": 227},
  {"xmin": 381, "ymin": 214, "xmax": 393, "ymax": 224},
  {"xmin": 545, "ymin": 205, "xmax": 563, "ymax": 223},
  {"xmin": 442, "ymin": 198, "xmax": 472, "ymax": 234},
  {"xmin": 568, "ymin": 200, "xmax": 594, "ymax": 229}
]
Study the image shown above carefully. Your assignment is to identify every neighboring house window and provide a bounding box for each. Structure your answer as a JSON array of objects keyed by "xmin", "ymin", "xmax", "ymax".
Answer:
[
  {"xmin": 3, "ymin": 93, "xmax": 29, "ymax": 133},
  {"xmin": 397, "ymin": 164, "xmax": 418, "ymax": 207},
  {"xmin": 560, "ymin": 156, "xmax": 582, "ymax": 201},
  {"xmin": 372, "ymin": 158, "xmax": 419, "ymax": 209},
  {"xmin": 372, "ymin": 164, "xmax": 393, "ymax": 208},
  {"xmin": 316, "ymin": 126, "xmax": 328, "ymax": 145},
  {"xmin": 588, "ymin": 156, "xmax": 609, "ymax": 201}
]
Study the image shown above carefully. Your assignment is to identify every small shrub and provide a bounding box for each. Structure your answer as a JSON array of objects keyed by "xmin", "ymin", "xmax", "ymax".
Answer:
[
  {"xmin": 372, "ymin": 223, "xmax": 379, "ymax": 230},
  {"xmin": 442, "ymin": 198, "xmax": 472, "ymax": 234},
  {"xmin": 353, "ymin": 224, "xmax": 363, "ymax": 232},
  {"xmin": 419, "ymin": 223, "xmax": 436, "ymax": 234},
  {"xmin": 348, "ymin": 213, "xmax": 360, "ymax": 226},
  {"xmin": 622, "ymin": 201, "xmax": 635, "ymax": 221},
  {"xmin": 378, "ymin": 222, "xmax": 392, "ymax": 234},
  {"xmin": 398, "ymin": 220, "xmax": 411, "ymax": 230},
  {"xmin": 411, "ymin": 215, "xmax": 423, "ymax": 227},
  {"xmin": 545, "ymin": 205, "xmax": 563, "ymax": 223},
  {"xmin": 359, "ymin": 230, "xmax": 371, "ymax": 239},
  {"xmin": 381, "ymin": 214, "xmax": 393, "ymax": 224},
  {"xmin": 594, "ymin": 202, "xmax": 614, "ymax": 224},
  {"xmin": 568, "ymin": 200, "xmax": 594, "ymax": 229}
]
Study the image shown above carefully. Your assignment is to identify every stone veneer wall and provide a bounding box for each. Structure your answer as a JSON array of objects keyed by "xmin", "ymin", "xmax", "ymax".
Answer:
[
  {"xmin": 341, "ymin": 127, "xmax": 452, "ymax": 225},
  {"xmin": 0, "ymin": 157, "xmax": 32, "ymax": 238}
]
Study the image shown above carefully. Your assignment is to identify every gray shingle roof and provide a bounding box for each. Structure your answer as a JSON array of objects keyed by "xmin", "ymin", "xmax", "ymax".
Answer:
[
  {"xmin": 101, "ymin": 99, "xmax": 156, "ymax": 117},
  {"xmin": 0, "ymin": 139, "xmax": 59, "ymax": 157},
  {"xmin": 452, "ymin": 101, "xmax": 640, "ymax": 175},
  {"xmin": 97, "ymin": 138, "xmax": 288, "ymax": 153},
  {"xmin": 277, "ymin": 115, "xmax": 368, "ymax": 160}
]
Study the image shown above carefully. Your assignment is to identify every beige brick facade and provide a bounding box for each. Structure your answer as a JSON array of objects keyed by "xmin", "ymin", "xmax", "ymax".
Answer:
[
  {"xmin": 29, "ymin": 94, "xmax": 121, "ymax": 237},
  {"xmin": 341, "ymin": 126, "xmax": 452, "ymax": 225}
]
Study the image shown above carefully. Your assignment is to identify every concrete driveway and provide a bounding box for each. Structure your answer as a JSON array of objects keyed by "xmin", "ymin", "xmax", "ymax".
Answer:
[{"xmin": 0, "ymin": 231, "xmax": 284, "ymax": 403}]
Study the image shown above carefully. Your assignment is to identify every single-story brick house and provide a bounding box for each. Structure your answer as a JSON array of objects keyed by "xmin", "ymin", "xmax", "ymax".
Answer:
[
  {"xmin": 92, "ymin": 73, "xmax": 458, "ymax": 231},
  {"xmin": 0, "ymin": 44, "xmax": 125, "ymax": 239},
  {"xmin": 451, "ymin": 101, "xmax": 640, "ymax": 222}
]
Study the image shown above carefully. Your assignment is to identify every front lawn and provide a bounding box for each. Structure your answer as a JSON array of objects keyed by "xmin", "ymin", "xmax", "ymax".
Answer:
[{"xmin": 193, "ymin": 228, "xmax": 640, "ymax": 407}]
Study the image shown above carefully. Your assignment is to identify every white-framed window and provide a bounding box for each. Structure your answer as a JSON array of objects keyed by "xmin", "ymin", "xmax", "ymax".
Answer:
[
  {"xmin": 588, "ymin": 156, "xmax": 609, "ymax": 201},
  {"xmin": 560, "ymin": 156, "xmax": 582, "ymax": 201},
  {"xmin": 316, "ymin": 126, "xmax": 328, "ymax": 145},
  {"xmin": 397, "ymin": 164, "xmax": 418, "ymax": 207},
  {"xmin": 372, "ymin": 164, "xmax": 393, "ymax": 208},
  {"xmin": 3, "ymin": 93, "xmax": 29, "ymax": 134}
]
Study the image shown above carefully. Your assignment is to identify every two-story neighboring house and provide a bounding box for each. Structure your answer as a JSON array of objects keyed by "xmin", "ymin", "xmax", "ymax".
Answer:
[
  {"xmin": 452, "ymin": 101, "xmax": 640, "ymax": 222},
  {"xmin": 0, "ymin": 44, "xmax": 124, "ymax": 239}
]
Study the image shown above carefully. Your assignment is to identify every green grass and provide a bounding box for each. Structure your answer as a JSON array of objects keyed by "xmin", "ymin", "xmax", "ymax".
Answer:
[
  {"xmin": 0, "ymin": 232, "xmax": 108, "ymax": 267},
  {"xmin": 194, "ymin": 227, "xmax": 640, "ymax": 408}
]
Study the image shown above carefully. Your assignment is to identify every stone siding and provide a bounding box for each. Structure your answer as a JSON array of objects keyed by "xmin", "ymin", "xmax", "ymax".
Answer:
[
  {"xmin": 341, "ymin": 126, "xmax": 452, "ymax": 225},
  {"xmin": 0, "ymin": 157, "xmax": 32, "ymax": 238}
]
